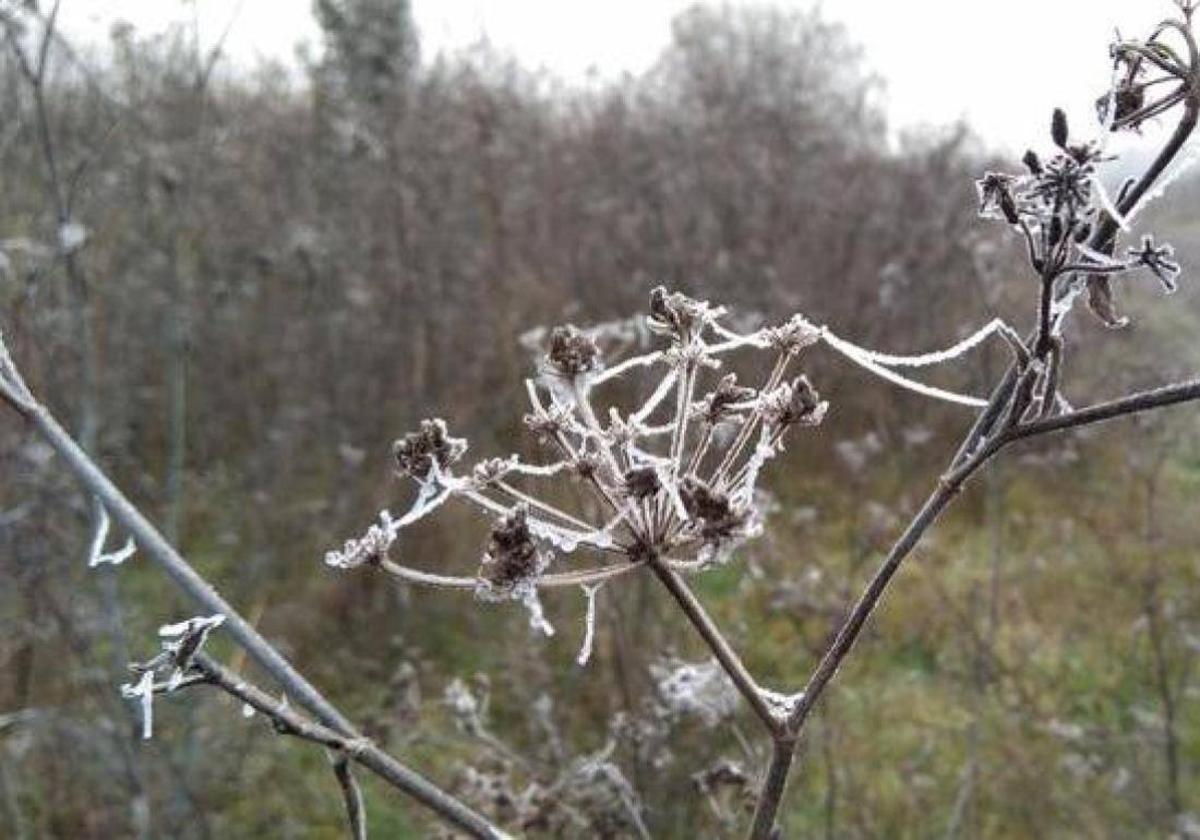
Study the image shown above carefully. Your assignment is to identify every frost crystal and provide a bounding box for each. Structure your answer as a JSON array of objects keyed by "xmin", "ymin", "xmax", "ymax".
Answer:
[
  {"xmin": 575, "ymin": 584, "xmax": 602, "ymax": 667},
  {"xmin": 324, "ymin": 510, "xmax": 397, "ymax": 569},
  {"xmin": 86, "ymin": 505, "xmax": 138, "ymax": 568},
  {"xmin": 120, "ymin": 614, "xmax": 226, "ymax": 739}
]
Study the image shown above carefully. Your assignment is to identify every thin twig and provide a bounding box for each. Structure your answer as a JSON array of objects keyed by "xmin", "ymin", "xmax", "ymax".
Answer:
[{"xmin": 332, "ymin": 757, "xmax": 368, "ymax": 840}]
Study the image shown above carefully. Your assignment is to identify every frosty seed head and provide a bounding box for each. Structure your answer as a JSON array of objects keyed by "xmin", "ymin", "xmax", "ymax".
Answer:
[
  {"xmin": 762, "ymin": 314, "xmax": 822, "ymax": 355},
  {"xmin": 392, "ymin": 418, "xmax": 467, "ymax": 480},
  {"xmin": 648, "ymin": 286, "xmax": 709, "ymax": 343},
  {"xmin": 623, "ymin": 465, "xmax": 661, "ymax": 500},
  {"xmin": 478, "ymin": 505, "xmax": 548, "ymax": 594},
  {"xmin": 762, "ymin": 376, "xmax": 828, "ymax": 431},
  {"xmin": 699, "ymin": 373, "xmax": 757, "ymax": 425},
  {"xmin": 679, "ymin": 477, "xmax": 749, "ymax": 541},
  {"xmin": 545, "ymin": 325, "xmax": 602, "ymax": 378}
]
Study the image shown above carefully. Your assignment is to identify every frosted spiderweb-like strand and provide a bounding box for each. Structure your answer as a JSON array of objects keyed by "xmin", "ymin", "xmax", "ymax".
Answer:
[
  {"xmin": 824, "ymin": 318, "xmax": 1010, "ymax": 368},
  {"xmin": 592, "ymin": 350, "xmax": 663, "ymax": 386},
  {"xmin": 822, "ymin": 331, "xmax": 989, "ymax": 408}
]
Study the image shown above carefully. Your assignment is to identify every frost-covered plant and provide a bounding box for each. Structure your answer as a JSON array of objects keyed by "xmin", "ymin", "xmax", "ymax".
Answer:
[
  {"xmin": 2, "ymin": 5, "xmax": 1200, "ymax": 840},
  {"xmin": 325, "ymin": 285, "xmax": 830, "ymax": 644},
  {"xmin": 318, "ymin": 7, "xmax": 1200, "ymax": 837}
]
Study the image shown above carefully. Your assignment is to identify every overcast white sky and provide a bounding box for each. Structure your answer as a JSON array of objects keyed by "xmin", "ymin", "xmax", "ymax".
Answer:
[{"xmin": 58, "ymin": 1, "xmax": 1182, "ymax": 152}]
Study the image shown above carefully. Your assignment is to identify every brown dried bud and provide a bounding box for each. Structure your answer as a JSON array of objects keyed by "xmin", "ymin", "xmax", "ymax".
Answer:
[
  {"xmin": 623, "ymin": 465, "xmax": 661, "ymax": 499},
  {"xmin": 546, "ymin": 325, "xmax": 602, "ymax": 377},
  {"xmin": 762, "ymin": 376, "xmax": 827, "ymax": 431},
  {"xmin": 999, "ymin": 191, "xmax": 1020, "ymax": 226},
  {"xmin": 478, "ymin": 505, "xmax": 546, "ymax": 593},
  {"xmin": 1022, "ymin": 149, "xmax": 1043, "ymax": 175},
  {"xmin": 393, "ymin": 419, "xmax": 467, "ymax": 480},
  {"xmin": 1052, "ymin": 108, "xmax": 1070, "ymax": 148},
  {"xmin": 571, "ymin": 450, "xmax": 605, "ymax": 481},
  {"xmin": 648, "ymin": 286, "xmax": 708, "ymax": 342},
  {"xmin": 700, "ymin": 373, "xmax": 756, "ymax": 425},
  {"xmin": 679, "ymin": 477, "xmax": 748, "ymax": 540}
]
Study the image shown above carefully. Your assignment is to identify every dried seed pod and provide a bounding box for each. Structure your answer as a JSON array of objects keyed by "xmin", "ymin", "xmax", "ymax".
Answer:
[
  {"xmin": 648, "ymin": 286, "xmax": 709, "ymax": 342},
  {"xmin": 762, "ymin": 376, "xmax": 828, "ymax": 431},
  {"xmin": 473, "ymin": 457, "xmax": 516, "ymax": 487},
  {"xmin": 679, "ymin": 477, "xmax": 748, "ymax": 540},
  {"xmin": 700, "ymin": 373, "xmax": 757, "ymax": 425},
  {"xmin": 1000, "ymin": 191, "xmax": 1020, "ymax": 226},
  {"xmin": 762, "ymin": 313, "xmax": 822, "ymax": 355},
  {"xmin": 570, "ymin": 450, "xmax": 606, "ymax": 482},
  {"xmin": 623, "ymin": 465, "xmax": 661, "ymax": 499},
  {"xmin": 393, "ymin": 419, "xmax": 468, "ymax": 480},
  {"xmin": 478, "ymin": 505, "xmax": 547, "ymax": 593},
  {"xmin": 1022, "ymin": 149, "xmax": 1043, "ymax": 175},
  {"xmin": 546, "ymin": 325, "xmax": 602, "ymax": 377},
  {"xmin": 1052, "ymin": 108, "xmax": 1070, "ymax": 148}
]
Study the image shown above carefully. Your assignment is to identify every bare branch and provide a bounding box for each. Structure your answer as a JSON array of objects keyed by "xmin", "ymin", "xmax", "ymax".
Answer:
[
  {"xmin": 331, "ymin": 757, "xmax": 368, "ymax": 840},
  {"xmin": 0, "ymin": 392, "xmax": 501, "ymax": 837}
]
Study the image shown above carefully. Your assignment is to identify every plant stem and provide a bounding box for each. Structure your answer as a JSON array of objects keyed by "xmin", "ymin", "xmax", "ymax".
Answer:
[{"xmin": 648, "ymin": 557, "xmax": 781, "ymax": 734}]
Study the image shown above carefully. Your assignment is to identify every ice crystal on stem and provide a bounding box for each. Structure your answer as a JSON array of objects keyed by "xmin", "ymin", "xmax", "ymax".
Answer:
[{"xmin": 120, "ymin": 614, "xmax": 226, "ymax": 739}]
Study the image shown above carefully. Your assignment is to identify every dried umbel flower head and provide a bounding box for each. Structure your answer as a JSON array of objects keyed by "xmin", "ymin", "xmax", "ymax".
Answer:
[
  {"xmin": 328, "ymin": 270, "xmax": 1064, "ymax": 645},
  {"xmin": 623, "ymin": 465, "xmax": 661, "ymax": 500},
  {"xmin": 328, "ymin": 285, "xmax": 843, "ymax": 639},
  {"xmin": 393, "ymin": 418, "xmax": 467, "ymax": 480},
  {"xmin": 975, "ymin": 93, "xmax": 1188, "ymax": 331},
  {"xmin": 761, "ymin": 376, "xmax": 828, "ymax": 431}
]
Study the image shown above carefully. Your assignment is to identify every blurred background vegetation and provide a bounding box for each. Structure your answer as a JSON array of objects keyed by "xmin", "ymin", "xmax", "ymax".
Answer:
[{"xmin": 2, "ymin": 1, "xmax": 1200, "ymax": 837}]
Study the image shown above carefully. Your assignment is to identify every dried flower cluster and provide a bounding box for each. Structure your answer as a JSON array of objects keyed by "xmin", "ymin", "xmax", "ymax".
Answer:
[{"xmin": 326, "ymin": 286, "xmax": 831, "ymax": 641}]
